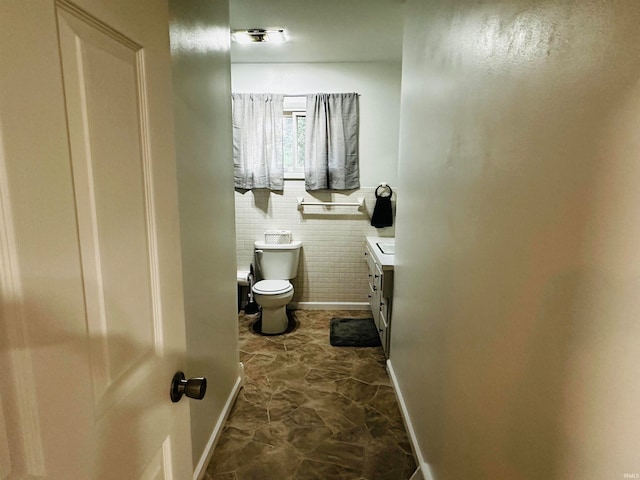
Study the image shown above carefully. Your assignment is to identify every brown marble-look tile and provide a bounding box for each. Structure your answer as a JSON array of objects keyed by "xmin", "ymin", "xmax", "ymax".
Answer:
[
  {"xmin": 294, "ymin": 459, "xmax": 362, "ymax": 480},
  {"xmin": 206, "ymin": 310, "xmax": 416, "ymax": 479},
  {"xmin": 287, "ymin": 425, "xmax": 334, "ymax": 454},
  {"xmin": 207, "ymin": 472, "xmax": 237, "ymax": 480},
  {"xmin": 305, "ymin": 439, "xmax": 366, "ymax": 471},
  {"xmin": 235, "ymin": 442, "xmax": 303, "ymax": 480}
]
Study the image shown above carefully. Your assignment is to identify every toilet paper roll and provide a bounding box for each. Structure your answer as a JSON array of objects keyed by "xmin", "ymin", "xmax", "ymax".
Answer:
[{"xmin": 237, "ymin": 270, "xmax": 251, "ymax": 286}]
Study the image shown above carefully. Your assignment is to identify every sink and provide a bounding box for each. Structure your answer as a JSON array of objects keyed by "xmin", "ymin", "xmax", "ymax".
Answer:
[{"xmin": 377, "ymin": 241, "xmax": 395, "ymax": 255}]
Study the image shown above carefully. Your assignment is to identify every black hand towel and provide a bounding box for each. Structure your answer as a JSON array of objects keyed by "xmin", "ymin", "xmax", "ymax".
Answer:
[{"xmin": 371, "ymin": 184, "xmax": 393, "ymax": 228}]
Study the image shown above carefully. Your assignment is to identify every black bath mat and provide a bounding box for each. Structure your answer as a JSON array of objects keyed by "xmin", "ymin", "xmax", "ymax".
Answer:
[{"xmin": 329, "ymin": 318, "xmax": 382, "ymax": 347}]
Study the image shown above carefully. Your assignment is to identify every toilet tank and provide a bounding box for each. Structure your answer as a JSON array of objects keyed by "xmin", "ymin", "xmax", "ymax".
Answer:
[{"xmin": 254, "ymin": 241, "xmax": 302, "ymax": 279}]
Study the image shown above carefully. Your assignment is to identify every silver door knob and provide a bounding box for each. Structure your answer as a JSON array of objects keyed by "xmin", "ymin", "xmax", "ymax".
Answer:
[{"xmin": 170, "ymin": 371, "xmax": 207, "ymax": 402}]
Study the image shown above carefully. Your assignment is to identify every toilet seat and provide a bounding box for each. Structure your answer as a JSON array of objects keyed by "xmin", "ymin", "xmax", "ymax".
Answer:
[{"xmin": 252, "ymin": 279, "xmax": 292, "ymax": 295}]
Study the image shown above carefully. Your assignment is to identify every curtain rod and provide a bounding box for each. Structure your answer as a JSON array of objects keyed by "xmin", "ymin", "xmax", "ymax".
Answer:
[
  {"xmin": 232, "ymin": 93, "xmax": 360, "ymax": 97},
  {"xmin": 282, "ymin": 93, "xmax": 360, "ymax": 97}
]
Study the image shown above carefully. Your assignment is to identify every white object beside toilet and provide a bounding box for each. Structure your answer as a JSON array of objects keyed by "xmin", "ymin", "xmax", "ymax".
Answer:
[
  {"xmin": 253, "ymin": 240, "xmax": 302, "ymax": 334},
  {"xmin": 236, "ymin": 268, "xmax": 251, "ymax": 311}
]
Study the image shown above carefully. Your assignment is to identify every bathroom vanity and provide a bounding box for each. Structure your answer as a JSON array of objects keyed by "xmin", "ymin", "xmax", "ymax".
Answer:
[{"xmin": 364, "ymin": 236, "xmax": 394, "ymax": 357}]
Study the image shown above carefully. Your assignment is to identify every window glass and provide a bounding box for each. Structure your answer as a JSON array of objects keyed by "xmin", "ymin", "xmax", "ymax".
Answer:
[
  {"xmin": 282, "ymin": 97, "xmax": 306, "ymax": 179},
  {"xmin": 283, "ymin": 116, "xmax": 294, "ymax": 171},
  {"xmin": 296, "ymin": 115, "xmax": 306, "ymax": 169}
]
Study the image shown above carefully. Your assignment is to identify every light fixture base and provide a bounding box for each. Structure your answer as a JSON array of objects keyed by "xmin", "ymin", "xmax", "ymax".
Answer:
[{"xmin": 232, "ymin": 28, "xmax": 288, "ymax": 44}]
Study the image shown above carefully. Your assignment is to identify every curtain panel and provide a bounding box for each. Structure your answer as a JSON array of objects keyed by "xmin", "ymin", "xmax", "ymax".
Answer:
[
  {"xmin": 304, "ymin": 93, "xmax": 360, "ymax": 191},
  {"xmin": 232, "ymin": 93, "xmax": 284, "ymax": 190}
]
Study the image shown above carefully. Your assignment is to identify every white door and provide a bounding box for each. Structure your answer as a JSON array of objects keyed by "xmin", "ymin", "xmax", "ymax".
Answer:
[{"xmin": 0, "ymin": 1, "xmax": 193, "ymax": 478}]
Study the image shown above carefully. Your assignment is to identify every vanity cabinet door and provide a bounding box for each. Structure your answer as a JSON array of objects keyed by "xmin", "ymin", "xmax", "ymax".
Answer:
[
  {"xmin": 365, "ymin": 246, "xmax": 380, "ymax": 326},
  {"xmin": 368, "ymin": 282, "xmax": 379, "ymax": 325},
  {"xmin": 379, "ymin": 271, "xmax": 393, "ymax": 355},
  {"xmin": 365, "ymin": 242, "xmax": 392, "ymax": 355},
  {"xmin": 380, "ymin": 294, "xmax": 389, "ymax": 328},
  {"xmin": 379, "ymin": 308, "xmax": 389, "ymax": 353}
]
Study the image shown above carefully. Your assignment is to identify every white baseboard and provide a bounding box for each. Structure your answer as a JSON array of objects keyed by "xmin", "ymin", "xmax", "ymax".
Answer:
[
  {"xmin": 193, "ymin": 364, "xmax": 244, "ymax": 480},
  {"xmin": 288, "ymin": 301, "xmax": 370, "ymax": 310},
  {"xmin": 387, "ymin": 359, "xmax": 435, "ymax": 480}
]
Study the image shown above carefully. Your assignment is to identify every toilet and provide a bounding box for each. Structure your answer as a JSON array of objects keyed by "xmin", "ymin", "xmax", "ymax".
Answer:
[{"xmin": 253, "ymin": 240, "xmax": 302, "ymax": 334}]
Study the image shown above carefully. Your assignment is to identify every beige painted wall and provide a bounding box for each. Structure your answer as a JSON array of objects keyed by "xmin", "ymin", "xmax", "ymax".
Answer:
[
  {"xmin": 393, "ymin": 1, "xmax": 640, "ymax": 478},
  {"xmin": 169, "ymin": 0, "xmax": 240, "ymax": 469}
]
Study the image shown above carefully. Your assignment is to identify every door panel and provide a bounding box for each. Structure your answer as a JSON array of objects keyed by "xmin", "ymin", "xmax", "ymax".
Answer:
[
  {"xmin": 0, "ymin": 1, "xmax": 193, "ymax": 478},
  {"xmin": 57, "ymin": 4, "xmax": 161, "ymax": 415},
  {"xmin": 0, "ymin": 204, "xmax": 46, "ymax": 478},
  {"xmin": 0, "ymin": 396, "xmax": 10, "ymax": 478},
  {"xmin": 139, "ymin": 439, "xmax": 173, "ymax": 480}
]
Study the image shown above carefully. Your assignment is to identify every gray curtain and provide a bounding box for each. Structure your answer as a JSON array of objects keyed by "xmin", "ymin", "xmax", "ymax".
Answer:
[
  {"xmin": 232, "ymin": 93, "xmax": 284, "ymax": 190},
  {"xmin": 304, "ymin": 93, "xmax": 360, "ymax": 191}
]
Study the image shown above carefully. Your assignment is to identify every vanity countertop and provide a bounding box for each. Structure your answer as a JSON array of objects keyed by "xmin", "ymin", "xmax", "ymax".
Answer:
[{"xmin": 365, "ymin": 236, "xmax": 395, "ymax": 270}]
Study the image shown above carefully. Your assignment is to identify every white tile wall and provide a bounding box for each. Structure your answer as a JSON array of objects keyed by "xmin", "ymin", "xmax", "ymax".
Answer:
[{"xmin": 235, "ymin": 182, "xmax": 395, "ymax": 305}]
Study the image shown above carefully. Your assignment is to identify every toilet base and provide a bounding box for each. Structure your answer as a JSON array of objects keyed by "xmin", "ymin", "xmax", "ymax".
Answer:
[
  {"xmin": 253, "ymin": 286, "xmax": 294, "ymax": 335},
  {"xmin": 260, "ymin": 305, "xmax": 289, "ymax": 334}
]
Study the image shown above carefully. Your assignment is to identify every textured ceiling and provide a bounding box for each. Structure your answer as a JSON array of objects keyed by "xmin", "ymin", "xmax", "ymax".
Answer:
[{"xmin": 229, "ymin": 0, "xmax": 405, "ymax": 63}]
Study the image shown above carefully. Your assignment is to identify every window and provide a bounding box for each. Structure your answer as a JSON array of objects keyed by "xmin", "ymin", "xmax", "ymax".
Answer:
[
  {"xmin": 282, "ymin": 112, "xmax": 305, "ymax": 178},
  {"xmin": 282, "ymin": 96, "xmax": 306, "ymax": 179}
]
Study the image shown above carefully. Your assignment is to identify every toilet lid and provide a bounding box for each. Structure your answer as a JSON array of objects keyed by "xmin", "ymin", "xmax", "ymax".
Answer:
[{"xmin": 253, "ymin": 280, "xmax": 293, "ymax": 295}]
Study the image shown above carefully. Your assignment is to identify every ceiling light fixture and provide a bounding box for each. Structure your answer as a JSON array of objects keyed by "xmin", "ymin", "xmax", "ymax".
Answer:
[{"xmin": 231, "ymin": 28, "xmax": 288, "ymax": 44}]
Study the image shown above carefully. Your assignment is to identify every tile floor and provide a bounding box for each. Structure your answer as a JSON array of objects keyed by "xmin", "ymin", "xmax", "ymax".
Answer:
[{"xmin": 204, "ymin": 310, "xmax": 417, "ymax": 480}]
